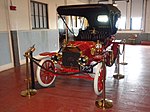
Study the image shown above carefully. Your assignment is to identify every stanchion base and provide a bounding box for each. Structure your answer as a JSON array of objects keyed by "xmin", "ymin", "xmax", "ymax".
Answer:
[
  {"xmin": 120, "ymin": 62, "xmax": 128, "ymax": 65},
  {"xmin": 21, "ymin": 89, "xmax": 37, "ymax": 97},
  {"xmin": 113, "ymin": 74, "xmax": 125, "ymax": 80},
  {"xmin": 95, "ymin": 99, "xmax": 113, "ymax": 109}
]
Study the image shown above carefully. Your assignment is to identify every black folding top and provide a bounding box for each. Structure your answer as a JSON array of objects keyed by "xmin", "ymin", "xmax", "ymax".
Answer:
[
  {"xmin": 57, "ymin": 4, "xmax": 120, "ymax": 28},
  {"xmin": 57, "ymin": 4, "xmax": 120, "ymax": 17},
  {"xmin": 57, "ymin": 4, "xmax": 121, "ymax": 41}
]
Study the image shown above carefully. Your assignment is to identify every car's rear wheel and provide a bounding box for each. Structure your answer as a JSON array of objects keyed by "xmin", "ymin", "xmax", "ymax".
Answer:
[
  {"xmin": 36, "ymin": 58, "xmax": 56, "ymax": 87},
  {"xmin": 94, "ymin": 62, "xmax": 106, "ymax": 95}
]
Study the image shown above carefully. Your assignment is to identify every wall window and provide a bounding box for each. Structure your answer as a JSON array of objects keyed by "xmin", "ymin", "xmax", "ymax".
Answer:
[
  {"xmin": 131, "ymin": 0, "xmax": 144, "ymax": 30},
  {"xmin": 115, "ymin": 1, "xmax": 127, "ymax": 30},
  {"xmin": 31, "ymin": 1, "xmax": 48, "ymax": 29},
  {"xmin": 131, "ymin": 17, "xmax": 142, "ymax": 30},
  {"xmin": 115, "ymin": 0, "xmax": 145, "ymax": 31}
]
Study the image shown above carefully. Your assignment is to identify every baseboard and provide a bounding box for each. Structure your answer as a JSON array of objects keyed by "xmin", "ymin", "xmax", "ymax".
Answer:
[{"xmin": 0, "ymin": 63, "xmax": 14, "ymax": 72}]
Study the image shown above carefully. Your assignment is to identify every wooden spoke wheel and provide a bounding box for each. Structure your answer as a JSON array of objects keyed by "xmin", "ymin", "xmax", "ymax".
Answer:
[
  {"xmin": 36, "ymin": 58, "xmax": 56, "ymax": 87},
  {"xmin": 94, "ymin": 62, "xmax": 106, "ymax": 95}
]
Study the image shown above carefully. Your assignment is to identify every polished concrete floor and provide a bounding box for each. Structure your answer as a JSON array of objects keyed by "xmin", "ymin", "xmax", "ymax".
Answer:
[{"xmin": 0, "ymin": 45, "xmax": 150, "ymax": 112}]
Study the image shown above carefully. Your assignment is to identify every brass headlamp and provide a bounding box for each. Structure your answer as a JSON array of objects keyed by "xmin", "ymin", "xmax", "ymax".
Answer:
[
  {"xmin": 51, "ymin": 53, "xmax": 62, "ymax": 64},
  {"xmin": 78, "ymin": 55, "xmax": 88, "ymax": 66}
]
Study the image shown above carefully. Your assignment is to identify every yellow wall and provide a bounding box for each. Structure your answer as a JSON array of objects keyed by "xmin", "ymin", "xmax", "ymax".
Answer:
[
  {"xmin": 9, "ymin": 0, "xmax": 30, "ymax": 30},
  {"xmin": 0, "ymin": 0, "xmax": 87, "ymax": 30},
  {"xmin": 0, "ymin": 0, "xmax": 8, "ymax": 31}
]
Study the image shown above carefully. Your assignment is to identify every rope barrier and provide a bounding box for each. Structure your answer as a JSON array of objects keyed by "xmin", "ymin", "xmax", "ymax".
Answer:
[{"xmin": 30, "ymin": 56, "xmax": 99, "ymax": 76}]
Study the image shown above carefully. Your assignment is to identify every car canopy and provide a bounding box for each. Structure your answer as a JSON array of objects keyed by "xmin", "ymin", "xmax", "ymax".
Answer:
[{"xmin": 57, "ymin": 4, "xmax": 120, "ymax": 28}]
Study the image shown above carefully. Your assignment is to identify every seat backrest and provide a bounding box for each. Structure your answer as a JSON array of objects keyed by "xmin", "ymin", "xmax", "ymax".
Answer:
[
  {"xmin": 75, "ymin": 28, "xmax": 110, "ymax": 42},
  {"xmin": 76, "ymin": 29, "xmax": 92, "ymax": 41}
]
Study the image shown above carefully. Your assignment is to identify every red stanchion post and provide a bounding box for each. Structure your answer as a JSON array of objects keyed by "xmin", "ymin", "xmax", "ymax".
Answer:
[
  {"xmin": 120, "ymin": 39, "xmax": 128, "ymax": 65},
  {"xmin": 113, "ymin": 45, "xmax": 125, "ymax": 80}
]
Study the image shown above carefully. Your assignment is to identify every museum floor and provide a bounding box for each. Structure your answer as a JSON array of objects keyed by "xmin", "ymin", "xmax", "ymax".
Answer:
[{"xmin": 0, "ymin": 45, "xmax": 150, "ymax": 112}]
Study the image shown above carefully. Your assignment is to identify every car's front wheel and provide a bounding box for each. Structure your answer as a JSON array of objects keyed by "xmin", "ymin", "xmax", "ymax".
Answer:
[
  {"xmin": 36, "ymin": 58, "xmax": 56, "ymax": 87},
  {"xmin": 94, "ymin": 62, "xmax": 106, "ymax": 95}
]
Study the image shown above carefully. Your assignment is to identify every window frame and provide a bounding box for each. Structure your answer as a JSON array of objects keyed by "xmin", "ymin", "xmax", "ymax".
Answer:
[
  {"xmin": 31, "ymin": 1, "xmax": 49, "ymax": 29},
  {"xmin": 115, "ymin": 1, "xmax": 127, "ymax": 30},
  {"xmin": 115, "ymin": 0, "xmax": 146, "ymax": 32},
  {"xmin": 130, "ymin": 0, "xmax": 144, "ymax": 31}
]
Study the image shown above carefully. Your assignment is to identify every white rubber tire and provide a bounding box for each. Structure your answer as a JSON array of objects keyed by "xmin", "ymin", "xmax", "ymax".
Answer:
[
  {"xmin": 36, "ymin": 58, "xmax": 56, "ymax": 87},
  {"xmin": 94, "ymin": 62, "xmax": 103, "ymax": 95}
]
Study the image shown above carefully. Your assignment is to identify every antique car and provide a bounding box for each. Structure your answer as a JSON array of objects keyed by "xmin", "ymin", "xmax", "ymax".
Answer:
[{"xmin": 36, "ymin": 4, "xmax": 121, "ymax": 95}]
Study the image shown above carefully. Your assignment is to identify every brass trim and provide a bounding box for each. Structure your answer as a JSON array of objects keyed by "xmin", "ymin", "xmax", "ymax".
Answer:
[{"xmin": 91, "ymin": 48, "xmax": 96, "ymax": 55}]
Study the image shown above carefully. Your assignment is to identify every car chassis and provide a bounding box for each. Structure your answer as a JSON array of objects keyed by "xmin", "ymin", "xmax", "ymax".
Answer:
[{"xmin": 36, "ymin": 4, "xmax": 121, "ymax": 95}]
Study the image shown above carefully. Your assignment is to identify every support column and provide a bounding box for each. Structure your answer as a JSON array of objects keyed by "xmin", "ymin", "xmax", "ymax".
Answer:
[
  {"xmin": 64, "ymin": 0, "xmax": 67, "ymax": 5},
  {"xmin": 10, "ymin": 31, "xmax": 20, "ymax": 67},
  {"xmin": 108, "ymin": 0, "xmax": 113, "ymax": 4},
  {"xmin": 126, "ymin": 0, "xmax": 131, "ymax": 30},
  {"xmin": 143, "ymin": 0, "xmax": 147, "ymax": 32}
]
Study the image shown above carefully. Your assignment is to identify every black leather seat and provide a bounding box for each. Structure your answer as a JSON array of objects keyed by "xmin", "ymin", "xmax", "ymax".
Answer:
[{"xmin": 75, "ymin": 28, "xmax": 111, "ymax": 43}]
